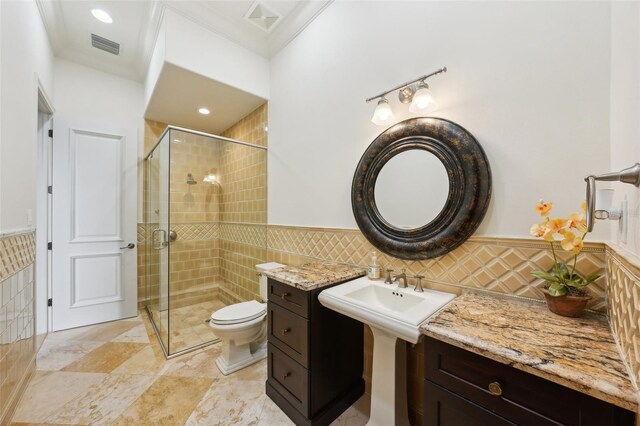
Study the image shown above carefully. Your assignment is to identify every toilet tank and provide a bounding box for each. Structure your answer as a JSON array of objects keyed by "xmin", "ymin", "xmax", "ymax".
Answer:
[{"xmin": 256, "ymin": 262, "xmax": 286, "ymax": 301}]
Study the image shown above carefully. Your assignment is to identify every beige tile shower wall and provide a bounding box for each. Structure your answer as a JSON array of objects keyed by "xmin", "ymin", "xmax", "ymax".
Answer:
[
  {"xmin": 169, "ymin": 132, "xmax": 222, "ymax": 224},
  {"xmin": 168, "ymin": 133, "xmax": 223, "ymax": 305},
  {"xmin": 221, "ymin": 103, "xmax": 267, "ymax": 147},
  {"xmin": 0, "ymin": 232, "xmax": 36, "ymax": 425},
  {"xmin": 217, "ymin": 103, "xmax": 268, "ymax": 299},
  {"xmin": 219, "ymin": 223, "xmax": 267, "ymax": 301},
  {"xmin": 144, "ymin": 119, "xmax": 167, "ymax": 157},
  {"xmin": 139, "ymin": 120, "xmax": 168, "ymax": 308},
  {"xmin": 606, "ymin": 246, "xmax": 640, "ymax": 395}
]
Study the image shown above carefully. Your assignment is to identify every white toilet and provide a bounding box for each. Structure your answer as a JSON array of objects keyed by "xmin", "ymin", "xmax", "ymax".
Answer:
[{"xmin": 209, "ymin": 262, "xmax": 285, "ymax": 375}]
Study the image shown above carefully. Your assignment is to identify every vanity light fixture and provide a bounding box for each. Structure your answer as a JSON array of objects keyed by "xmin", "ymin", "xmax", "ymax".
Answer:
[
  {"xmin": 91, "ymin": 9, "xmax": 113, "ymax": 24},
  {"xmin": 367, "ymin": 66, "xmax": 447, "ymax": 125},
  {"xmin": 371, "ymin": 97, "xmax": 395, "ymax": 125},
  {"xmin": 409, "ymin": 82, "xmax": 436, "ymax": 113}
]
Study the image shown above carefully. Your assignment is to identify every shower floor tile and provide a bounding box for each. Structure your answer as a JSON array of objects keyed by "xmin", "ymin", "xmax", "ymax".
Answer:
[
  {"xmin": 11, "ymin": 311, "xmax": 369, "ymax": 426},
  {"xmin": 157, "ymin": 299, "xmax": 226, "ymax": 354}
]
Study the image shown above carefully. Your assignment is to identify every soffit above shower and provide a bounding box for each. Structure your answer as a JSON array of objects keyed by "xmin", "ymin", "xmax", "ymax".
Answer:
[
  {"xmin": 36, "ymin": 0, "xmax": 333, "ymax": 81},
  {"xmin": 145, "ymin": 63, "xmax": 266, "ymax": 134}
]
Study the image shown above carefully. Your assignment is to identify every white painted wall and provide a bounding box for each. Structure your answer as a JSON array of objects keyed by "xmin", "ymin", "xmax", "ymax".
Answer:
[
  {"xmin": 144, "ymin": 20, "xmax": 166, "ymax": 110},
  {"xmin": 610, "ymin": 2, "xmax": 640, "ymax": 256},
  {"xmin": 0, "ymin": 0, "xmax": 54, "ymax": 233},
  {"xmin": 144, "ymin": 8, "xmax": 270, "ymax": 113},
  {"xmin": 268, "ymin": 1, "xmax": 612, "ymax": 241},
  {"xmin": 53, "ymin": 58, "xmax": 145, "ymax": 222}
]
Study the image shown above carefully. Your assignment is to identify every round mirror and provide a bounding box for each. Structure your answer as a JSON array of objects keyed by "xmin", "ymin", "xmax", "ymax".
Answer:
[
  {"xmin": 374, "ymin": 150, "xmax": 450, "ymax": 229},
  {"xmin": 352, "ymin": 117, "xmax": 491, "ymax": 260}
]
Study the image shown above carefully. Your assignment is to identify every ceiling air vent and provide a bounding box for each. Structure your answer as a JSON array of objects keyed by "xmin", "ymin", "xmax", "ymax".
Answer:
[
  {"xmin": 244, "ymin": 1, "xmax": 282, "ymax": 33},
  {"xmin": 91, "ymin": 33, "xmax": 120, "ymax": 55}
]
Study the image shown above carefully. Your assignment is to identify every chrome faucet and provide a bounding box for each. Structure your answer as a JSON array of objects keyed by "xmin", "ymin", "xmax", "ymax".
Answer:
[
  {"xmin": 384, "ymin": 269, "xmax": 394, "ymax": 284},
  {"xmin": 414, "ymin": 275, "xmax": 425, "ymax": 292},
  {"xmin": 393, "ymin": 269, "xmax": 408, "ymax": 288}
]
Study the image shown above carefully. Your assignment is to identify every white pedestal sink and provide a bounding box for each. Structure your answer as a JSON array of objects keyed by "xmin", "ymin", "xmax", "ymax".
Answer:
[{"xmin": 319, "ymin": 276, "xmax": 455, "ymax": 426}]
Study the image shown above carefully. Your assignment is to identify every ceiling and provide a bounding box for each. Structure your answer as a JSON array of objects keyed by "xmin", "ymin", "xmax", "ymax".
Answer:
[
  {"xmin": 36, "ymin": 0, "xmax": 333, "ymax": 81},
  {"xmin": 145, "ymin": 63, "xmax": 266, "ymax": 134}
]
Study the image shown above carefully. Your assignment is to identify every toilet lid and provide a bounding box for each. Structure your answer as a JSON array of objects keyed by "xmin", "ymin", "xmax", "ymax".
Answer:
[{"xmin": 211, "ymin": 300, "xmax": 266, "ymax": 325}]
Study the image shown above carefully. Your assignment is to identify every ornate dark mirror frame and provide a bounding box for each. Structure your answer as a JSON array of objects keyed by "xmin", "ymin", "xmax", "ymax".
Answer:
[{"xmin": 352, "ymin": 117, "xmax": 492, "ymax": 260}]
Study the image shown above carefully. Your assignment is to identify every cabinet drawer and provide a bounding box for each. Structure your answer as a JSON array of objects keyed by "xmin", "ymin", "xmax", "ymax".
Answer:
[
  {"xmin": 268, "ymin": 302, "xmax": 309, "ymax": 368},
  {"xmin": 424, "ymin": 337, "xmax": 635, "ymax": 426},
  {"xmin": 424, "ymin": 380, "xmax": 515, "ymax": 426},
  {"xmin": 268, "ymin": 279, "xmax": 309, "ymax": 318},
  {"xmin": 268, "ymin": 343, "xmax": 309, "ymax": 416}
]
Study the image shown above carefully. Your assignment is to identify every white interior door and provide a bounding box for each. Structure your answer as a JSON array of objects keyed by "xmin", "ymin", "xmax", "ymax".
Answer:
[{"xmin": 52, "ymin": 118, "xmax": 137, "ymax": 331}]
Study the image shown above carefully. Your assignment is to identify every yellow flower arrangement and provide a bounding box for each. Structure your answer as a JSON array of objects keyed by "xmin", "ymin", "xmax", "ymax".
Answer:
[{"xmin": 529, "ymin": 199, "xmax": 599, "ymax": 296}]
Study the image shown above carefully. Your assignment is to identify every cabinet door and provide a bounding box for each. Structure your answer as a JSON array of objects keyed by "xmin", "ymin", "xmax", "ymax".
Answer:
[{"xmin": 424, "ymin": 380, "xmax": 515, "ymax": 426}]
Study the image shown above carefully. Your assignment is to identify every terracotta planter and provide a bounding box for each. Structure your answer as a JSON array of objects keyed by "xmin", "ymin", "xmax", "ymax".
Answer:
[{"xmin": 542, "ymin": 289, "xmax": 591, "ymax": 318}]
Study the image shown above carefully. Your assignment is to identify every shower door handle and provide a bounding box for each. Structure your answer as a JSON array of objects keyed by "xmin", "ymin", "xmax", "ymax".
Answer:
[{"xmin": 152, "ymin": 228, "xmax": 167, "ymax": 250}]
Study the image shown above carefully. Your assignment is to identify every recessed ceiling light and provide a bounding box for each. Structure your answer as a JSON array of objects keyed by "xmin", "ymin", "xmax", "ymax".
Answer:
[
  {"xmin": 198, "ymin": 107, "xmax": 210, "ymax": 115},
  {"xmin": 91, "ymin": 9, "xmax": 113, "ymax": 24}
]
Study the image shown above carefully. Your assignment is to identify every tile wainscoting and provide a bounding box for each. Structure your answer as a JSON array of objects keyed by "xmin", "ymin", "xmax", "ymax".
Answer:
[
  {"xmin": 0, "ymin": 231, "xmax": 36, "ymax": 425},
  {"xmin": 607, "ymin": 245, "xmax": 640, "ymax": 397},
  {"xmin": 266, "ymin": 225, "xmax": 608, "ymax": 310}
]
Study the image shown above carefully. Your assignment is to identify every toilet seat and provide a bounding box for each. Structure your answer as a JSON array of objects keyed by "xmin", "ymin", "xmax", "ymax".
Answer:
[{"xmin": 211, "ymin": 300, "xmax": 266, "ymax": 325}]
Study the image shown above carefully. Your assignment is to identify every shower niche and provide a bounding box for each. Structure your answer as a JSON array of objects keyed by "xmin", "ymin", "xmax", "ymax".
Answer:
[{"xmin": 144, "ymin": 126, "xmax": 268, "ymax": 357}]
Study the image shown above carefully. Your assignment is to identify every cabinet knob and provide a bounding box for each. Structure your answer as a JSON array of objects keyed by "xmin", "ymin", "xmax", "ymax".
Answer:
[
  {"xmin": 283, "ymin": 372, "xmax": 291, "ymax": 380},
  {"xmin": 281, "ymin": 292, "xmax": 290, "ymax": 300},
  {"xmin": 281, "ymin": 328, "xmax": 290, "ymax": 335},
  {"xmin": 488, "ymin": 381, "xmax": 502, "ymax": 396}
]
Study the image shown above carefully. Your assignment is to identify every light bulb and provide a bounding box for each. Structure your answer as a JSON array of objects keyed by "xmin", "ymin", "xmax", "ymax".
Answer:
[
  {"xmin": 91, "ymin": 9, "xmax": 113, "ymax": 24},
  {"xmin": 409, "ymin": 84, "xmax": 436, "ymax": 114},
  {"xmin": 371, "ymin": 98, "xmax": 395, "ymax": 125},
  {"xmin": 203, "ymin": 174, "xmax": 218, "ymax": 184}
]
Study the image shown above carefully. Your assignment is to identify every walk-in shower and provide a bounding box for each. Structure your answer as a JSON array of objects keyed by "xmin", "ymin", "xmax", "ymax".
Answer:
[{"xmin": 144, "ymin": 126, "xmax": 267, "ymax": 357}]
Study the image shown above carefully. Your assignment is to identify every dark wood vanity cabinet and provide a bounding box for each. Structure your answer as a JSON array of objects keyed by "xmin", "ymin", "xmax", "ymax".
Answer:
[
  {"xmin": 423, "ymin": 337, "xmax": 635, "ymax": 426},
  {"xmin": 266, "ymin": 278, "xmax": 365, "ymax": 426}
]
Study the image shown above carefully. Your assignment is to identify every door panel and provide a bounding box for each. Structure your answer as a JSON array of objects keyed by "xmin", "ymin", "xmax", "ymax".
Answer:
[
  {"xmin": 52, "ymin": 118, "xmax": 137, "ymax": 331},
  {"xmin": 70, "ymin": 129, "xmax": 123, "ymax": 242}
]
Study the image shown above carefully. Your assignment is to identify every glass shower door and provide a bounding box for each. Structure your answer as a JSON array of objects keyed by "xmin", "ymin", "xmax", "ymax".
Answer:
[{"xmin": 146, "ymin": 131, "xmax": 170, "ymax": 354}]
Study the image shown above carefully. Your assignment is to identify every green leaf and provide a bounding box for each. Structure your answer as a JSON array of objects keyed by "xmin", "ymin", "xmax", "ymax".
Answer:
[
  {"xmin": 531, "ymin": 270, "xmax": 561, "ymax": 283},
  {"xmin": 552, "ymin": 263, "xmax": 570, "ymax": 275},
  {"xmin": 584, "ymin": 273, "xmax": 601, "ymax": 284},
  {"xmin": 547, "ymin": 282, "xmax": 568, "ymax": 296}
]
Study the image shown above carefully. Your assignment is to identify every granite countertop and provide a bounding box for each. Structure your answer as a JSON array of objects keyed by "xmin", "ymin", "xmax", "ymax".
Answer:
[
  {"xmin": 421, "ymin": 292, "xmax": 638, "ymax": 412},
  {"xmin": 263, "ymin": 262, "xmax": 366, "ymax": 291}
]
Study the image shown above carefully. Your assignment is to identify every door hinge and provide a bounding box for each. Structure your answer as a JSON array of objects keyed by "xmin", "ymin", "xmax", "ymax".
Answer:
[
  {"xmin": 47, "ymin": 242, "xmax": 52, "ymax": 250},
  {"xmin": 47, "ymin": 298, "xmax": 53, "ymax": 307},
  {"xmin": 48, "ymin": 129, "xmax": 53, "ymax": 138},
  {"xmin": 47, "ymin": 185, "xmax": 52, "ymax": 194}
]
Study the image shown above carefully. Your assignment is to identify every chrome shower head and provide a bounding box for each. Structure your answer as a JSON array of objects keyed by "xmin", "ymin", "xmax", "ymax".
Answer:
[{"xmin": 186, "ymin": 173, "xmax": 197, "ymax": 185}]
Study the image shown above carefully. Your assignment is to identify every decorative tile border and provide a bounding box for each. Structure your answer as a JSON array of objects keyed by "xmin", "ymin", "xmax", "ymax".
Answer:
[
  {"xmin": 606, "ymin": 245, "xmax": 640, "ymax": 393},
  {"xmin": 0, "ymin": 232, "xmax": 35, "ymax": 281},
  {"xmin": 219, "ymin": 223, "xmax": 267, "ymax": 247},
  {"xmin": 137, "ymin": 223, "xmax": 219, "ymax": 243},
  {"xmin": 267, "ymin": 225, "xmax": 607, "ymax": 311}
]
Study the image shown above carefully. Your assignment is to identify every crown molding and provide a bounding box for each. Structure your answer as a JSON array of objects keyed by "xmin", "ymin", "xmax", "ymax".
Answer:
[
  {"xmin": 267, "ymin": 0, "xmax": 333, "ymax": 58},
  {"xmin": 35, "ymin": 0, "xmax": 68, "ymax": 54}
]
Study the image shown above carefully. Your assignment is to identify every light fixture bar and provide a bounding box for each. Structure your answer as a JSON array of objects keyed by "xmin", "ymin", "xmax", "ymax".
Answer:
[{"xmin": 365, "ymin": 67, "xmax": 447, "ymax": 103}]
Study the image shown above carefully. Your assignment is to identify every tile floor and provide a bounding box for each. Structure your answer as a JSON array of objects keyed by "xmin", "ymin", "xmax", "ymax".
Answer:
[
  {"xmin": 10, "ymin": 311, "xmax": 370, "ymax": 425},
  {"xmin": 154, "ymin": 299, "xmax": 227, "ymax": 354}
]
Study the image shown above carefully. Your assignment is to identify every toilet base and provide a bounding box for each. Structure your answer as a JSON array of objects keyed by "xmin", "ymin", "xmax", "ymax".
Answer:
[{"xmin": 215, "ymin": 344, "xmax": 267, "ymax": 375}]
